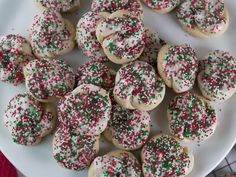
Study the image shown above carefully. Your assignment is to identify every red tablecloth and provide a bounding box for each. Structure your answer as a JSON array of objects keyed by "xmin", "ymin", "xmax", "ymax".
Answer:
[{"xmin": 0, "ymin": 151, "xmax": 18, "ymax": 177}]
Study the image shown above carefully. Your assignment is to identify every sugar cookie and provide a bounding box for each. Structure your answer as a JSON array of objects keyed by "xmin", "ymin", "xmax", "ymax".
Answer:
[
  {"xmin": 53, "ymin": 124, "xmax": 99, "ymax": 170},
  {"xmin": 76, "ymin": 11, "xmax": 110, "ymax": 61},
  {"xmin": 34, "ymin": 0, "xmax": 80, "ymax": 13},
  {"xmin": 142, "ymin": 0, "xmax": 180, "ymax": 14},
  {"xmin": 0, "ymin": 34, "xmax": 34, "ymax": 85},
  {"xmin": 139, "ymin": 28, "xmax": 166, "ymax": 67},
  {"xmin": 91, "ymin": 0, "xmax": 143, "ymax": 19},
  {"xmin": 198, "ymin": 50, "xmax": 236, "ymax": 102},
  {"xmin": 167, "ymin": 92, "xmax": 217, "ymax": 142},
  {"xmin": 58, "ymin": 84, "xmax": 111, "ymax": 135},
  {"xmin": 4, "ymin": 93, "xmax": 55, "ymax": 145},
  {"xmin": 113, "ymin": 61, "xmax": 165, "ymax": 111},
  {"xmin": 103, "ymin": 104, "xmax": 151, "ymax": 150},
  {"xmin": 176, "ymin": 0, "xmax": 229, "ymax": 38},
  {"xmin": 24, "ymin": 58, "xmax": 75, "ymax": 102},
  {"xmin": 76, "ymin": 60, "xmax": 114, "ymax": 90},
  {"xmin": 141, "ymin": 134, "xmax": 194, "ymax": 177},
  {"xmin": 30, "ymin": 9, "xmax": 75, "ymax": 58},
  {"xmin": 158, "ymin": 44, "xmax": 198, "ymax": 93},
  {"xmin": 88, "ymin": 150, "xmax": 142, "ymax": 177},
  {"xmin": 96, "ymin": 10, "xmax": 145, "ymax": 64}
]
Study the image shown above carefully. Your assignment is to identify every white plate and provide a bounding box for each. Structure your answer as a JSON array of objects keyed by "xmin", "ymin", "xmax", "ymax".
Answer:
[{"xmin": 0, "ymin": 0, "xmax": 236, "ymax": 177}]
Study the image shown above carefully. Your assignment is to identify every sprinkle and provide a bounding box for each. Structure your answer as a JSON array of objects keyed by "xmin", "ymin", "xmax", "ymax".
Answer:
[
  {"xmin": 168, "ymin": 92, "xmax": 217, "ymax": 142},
  {"xmin": 53, "ymin": 124, "xmax": 99, "ymax": 170},
  {"xmin": 4, "ymin": 93, "xmax": 54, "ymax": 145}
]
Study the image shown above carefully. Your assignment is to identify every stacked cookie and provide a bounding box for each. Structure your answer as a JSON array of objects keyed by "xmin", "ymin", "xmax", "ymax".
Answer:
[{"xmin": 0, "ymin": 0, "xmax": 236, "ymax": 177}]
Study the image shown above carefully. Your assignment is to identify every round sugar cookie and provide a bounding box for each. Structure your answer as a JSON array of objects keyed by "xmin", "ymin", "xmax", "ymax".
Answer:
[
  {"xmin": 141, "ymin": 134, "xmax": 194, "ymax": 177},
  {"xmin": 113, "ymin": 61, "xmax": 165, "ymax": 111},
  {"xmin": 157, "ymin": 44, "xmax": 198, "ymax": 93},
  {"xmin": 176, "ymin": 0, "xmax": 229, "ymax": 38},
  {"xmin": 167, "ymin": 92, "xmax": 217, "ymax": 142},
  {"xmin": 88, "ymin": 150, "xmax": 142, "ymax": 177},
  {"xmin": 76, "ymin": 11, "xmax": 110, "ymax": 61},
  {"xmin": 197, "ymin": 50, "xmax": 236, "ymax": 102},
  {"xmin": 103, "ymin": 104, "xmax": 151, "ymax": 150},
  {"xmin": 24, "ymin": 58, "xmax": 75, "ymax": 102},
  {"xmin": 96, "ymin": 10, "xmax": 145, "ymax": 64},
  {"xmin": 4, "ymin": 93, "xmax": 56, "ymax": 145},
  {"xmin": 30, "ymin": 9, "xmax": 75, "ymax": 58},
  {"xmin": 58, "ymin": 84, "xmax": 111, "ymax": 135},
  {"xmin": 53, "ymin": 124, "xmax": 99, "ymax": 170}
]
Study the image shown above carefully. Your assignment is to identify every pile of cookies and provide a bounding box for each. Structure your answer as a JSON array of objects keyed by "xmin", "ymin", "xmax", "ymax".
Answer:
[{"xmin": 1, "ymin": 0, "xmax": 236, "ymax": 176}]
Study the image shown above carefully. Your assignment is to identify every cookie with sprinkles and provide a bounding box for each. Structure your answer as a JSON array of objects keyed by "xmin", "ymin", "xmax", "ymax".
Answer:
[
  {"xmin": 24, "ymin": 58, "xmax": 75, "ymax": 102},
  {"xmin": 76, "ymin": 60, "xmax": 114, "ymax": 90},
  {"xmin": 88, "ymin": 150, "xmax": 142, "ymax": 177},
  {"xmin": 53, "ymin": 123, "xmax": 99, "ymax": 171},
  {"xmin": 139, "ymin": 28, "xmax": 166, "ymax": 68},
  {"xmin": 4, "ymin": 93, "xmax": 56, "ymax": 145},
  {"xmin": 176, "ymin": 0, "xmax": 229, "ymax": 38},
  {"xmin": 96, "ymin": 10, "xmax": 145, "ymax": 64},
  {"xmin": 167, "ymin": 92, "xmax": 217, "ymax": 142},
  {"xmin": 142, "ymin": 0, "xmax": 180, "ymax": 14},
  {"xmin": 141, "ymin": 134, "xmax": 194, "ymax": 177},
  {"xmin": 0, "ymin": 34, "xmax": 34, "ymax": 85},
  {"xmin": 113, "ymin": 61, "xmax": 165, "ymax": 111},
  {"xmin": 158, "ymin": 44, "xmax": 198, "ymax": 93},
  {"xmin": 34, "ymin": 0, "xmax": 80, "ymax": 13},
  {"xmin": 198, "ymin": 50, "xmax": 236, "ymax": 102},
  {"xmin": 30, "ymin": 9, "xmax": 75, "ymax": 58},
  {"xmin": 91, "ymin": 0, "xmax": 144, "ymax": 19},
  {"xmin": 76, "ymin": 11, "xmax": 110, "ymax": 62},
  {"xmin": 58, "ymin": 84, "xmax": 111, "ymax": 136},
  {"xmin": 103, "ymin": 104, "xmax": 151, "ymax": 150}
]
